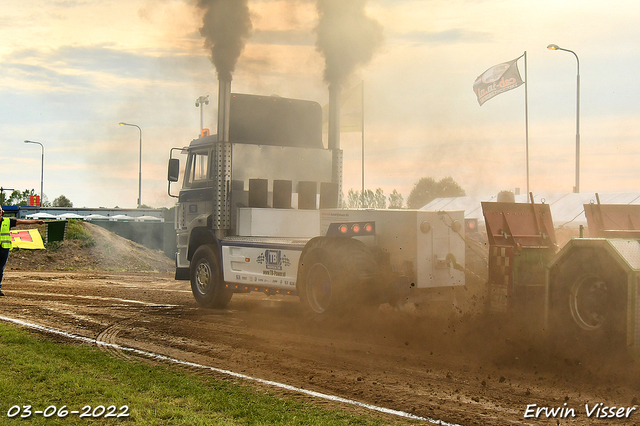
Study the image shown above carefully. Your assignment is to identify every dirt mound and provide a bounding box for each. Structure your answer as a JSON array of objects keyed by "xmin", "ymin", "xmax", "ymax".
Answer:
[{"xmin": 6, "ymin": 222, "xmax": 175, "ymax": 273}]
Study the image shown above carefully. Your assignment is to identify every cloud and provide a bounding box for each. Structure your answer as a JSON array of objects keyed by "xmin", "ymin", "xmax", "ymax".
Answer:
[
  {"xmin": 0, "ymin": 40, "xmax": 219, "ymax": 208},
  {"xmin": 0, "ymin": 44, "xmax": 211, "ymax": 92},
  {"xmin": 53, "ymin": 0, "xmax": 88, "ymax": 8},
  {"xmin": 251, "ymin": 29, "xmax": 315, "ymax": 46},
  {"xmin": 2, "ymin": 62, "xmax": 96, "ymax": 91},
  {"xmin": 393, "ymin": 28, "xmax": 492, "ymax": 44}
]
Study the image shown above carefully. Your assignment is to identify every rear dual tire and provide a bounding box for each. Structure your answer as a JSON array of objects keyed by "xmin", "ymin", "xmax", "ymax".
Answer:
[{"xmin": 298, "ymin": 238, "xmax": 379, "ymax": 318}]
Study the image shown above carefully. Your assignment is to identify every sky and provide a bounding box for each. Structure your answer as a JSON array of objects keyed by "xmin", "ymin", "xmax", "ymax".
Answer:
[{"xmin": 2, "ymin": 0, "xmax": 640, "ymax": 209}]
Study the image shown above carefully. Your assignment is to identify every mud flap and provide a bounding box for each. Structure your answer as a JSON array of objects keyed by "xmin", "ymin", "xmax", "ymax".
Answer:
[{"xmin": 175, "ymin": 267, "xmax": 190, "ymax": 281}]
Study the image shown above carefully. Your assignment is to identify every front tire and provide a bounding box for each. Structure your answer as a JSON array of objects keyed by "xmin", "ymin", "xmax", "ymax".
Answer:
[{"xmin": 190, "ymin": 245, "xmax": 233, "ymax": 308}]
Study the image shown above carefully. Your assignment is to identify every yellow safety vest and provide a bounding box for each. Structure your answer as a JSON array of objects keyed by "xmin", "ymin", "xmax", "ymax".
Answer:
[{"xmin": 0, "ymin": 218, "xmax": 11, "ymax": 250}]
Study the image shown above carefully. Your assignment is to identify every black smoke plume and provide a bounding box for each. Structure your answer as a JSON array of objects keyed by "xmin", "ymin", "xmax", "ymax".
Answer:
[
  {"xmin": 197, "ymin": 0, "xmax": 252, "ymax": 81},
  {"xmin": 315, "ymin": 0, "xmax": 383, "ymax": 88}
]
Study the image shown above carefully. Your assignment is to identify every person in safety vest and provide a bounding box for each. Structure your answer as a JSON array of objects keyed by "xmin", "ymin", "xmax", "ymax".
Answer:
[{"xmin": 0, "ymin": 206, "xmax": 44, "ymax": 296}]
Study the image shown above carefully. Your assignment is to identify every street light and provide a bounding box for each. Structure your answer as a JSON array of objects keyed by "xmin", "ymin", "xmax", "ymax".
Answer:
[
  {"xmin": 23, "ymin": 140, "xmax": 44, "ymax": 207},
  {"xmin": 119, "ymin": 122, "xmax": 142, "ymax": 208},
  {"xmin": 548, "ymin": 43, "xmax": 580, "ymax": 193},
  {"xmin": 195, "ymin": 95, "xmax": 209, "ymax": 133}
]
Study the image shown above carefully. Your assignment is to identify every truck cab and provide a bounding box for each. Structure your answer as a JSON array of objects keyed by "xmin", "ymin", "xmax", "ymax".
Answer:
[{"xmin": 169, "ymin": 93, "xmax": 342, "ymax": 306}]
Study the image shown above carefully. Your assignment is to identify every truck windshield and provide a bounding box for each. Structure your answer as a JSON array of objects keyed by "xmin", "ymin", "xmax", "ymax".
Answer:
[{"xmin": 184, "ymin": 151, "xmax": 210, "ymax": 188}]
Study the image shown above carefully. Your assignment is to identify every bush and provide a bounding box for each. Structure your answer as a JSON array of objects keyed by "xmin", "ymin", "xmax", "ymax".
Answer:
[{"xmin": 65, "ymin": 220, "xmax": 96, "ymax": 247}]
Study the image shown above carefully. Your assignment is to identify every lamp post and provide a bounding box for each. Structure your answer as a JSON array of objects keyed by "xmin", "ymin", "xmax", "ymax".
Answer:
[
  {"xmin": 195, "ymin": 95, "xmax": 209, "ymax": 134},
  {"xmin": 23, "ymin": 140, "xmax": 44, "ymax": 207},
  {"xmin": 548, "ymin": 43, "xmax": 580, "ymax": 193},
  {"xmin": 119, "ymin": 122, "xmax": 142, "ymax": 208}
]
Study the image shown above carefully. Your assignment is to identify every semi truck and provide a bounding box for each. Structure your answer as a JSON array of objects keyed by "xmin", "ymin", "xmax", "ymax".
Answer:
[
  {"xmin": 167, "ymin": 80, "xmax": 466, "ymax": 317},
  {"xmin": 168, "ymin": 79, "xmax": 640, "ymax": 356}
]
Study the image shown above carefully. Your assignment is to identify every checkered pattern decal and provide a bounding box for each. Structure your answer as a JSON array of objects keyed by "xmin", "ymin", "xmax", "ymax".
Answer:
[{"xmin": 488, "ymin": 246, "xmax": 513, "ymax": 313}]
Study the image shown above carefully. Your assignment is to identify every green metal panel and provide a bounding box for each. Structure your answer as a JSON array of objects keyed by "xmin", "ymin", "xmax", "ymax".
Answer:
[
  {"xmin": 44, "ymin": 220, "xmax": 67, "ymax": 244},
  {"xmin": 548, "ymin": 237, "xmax": 639, "ymax": 356}
]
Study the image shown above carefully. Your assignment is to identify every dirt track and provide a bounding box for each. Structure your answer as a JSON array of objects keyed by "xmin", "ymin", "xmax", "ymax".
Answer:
[{"xmin": 1, "ymin": 270, "xmax": 639, "ymax": 425}]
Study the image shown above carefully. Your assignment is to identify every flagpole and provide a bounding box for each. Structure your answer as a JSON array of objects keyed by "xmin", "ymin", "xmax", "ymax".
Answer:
[
  {"xmin": 524, "ymin": 51, "xmax": 530, "ymax": 198},
  {"xmin": 473, "ymin": 56, "xmax": 527, "ymax": 197},
  {"xmin": 361, "ymin": 80, "xmax": 365, "ymax": 208}
]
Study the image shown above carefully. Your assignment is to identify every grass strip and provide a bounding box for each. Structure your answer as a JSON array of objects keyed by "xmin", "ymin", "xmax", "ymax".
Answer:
[{"xmin": 0, "ymin": 322, "xmax": 404, "ymax": 425}]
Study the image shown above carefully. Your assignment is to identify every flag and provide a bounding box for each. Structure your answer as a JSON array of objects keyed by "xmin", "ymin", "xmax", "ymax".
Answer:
[
  {"xmin": 322, "ymin": 82, "xmax": 363, "ymax": 133},
  {"xmin": 473, "ymin": 57, "xmax": 524, "ymax": 106},
  {"xmin": 10, "ymin": 229, "xmax": 45, "ymax": 250}
]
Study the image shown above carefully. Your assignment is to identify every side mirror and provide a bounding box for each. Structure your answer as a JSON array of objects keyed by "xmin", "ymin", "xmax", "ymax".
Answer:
[{"xmin": 168, "ymin": 158, "xmax": 180, "ymax": 182}]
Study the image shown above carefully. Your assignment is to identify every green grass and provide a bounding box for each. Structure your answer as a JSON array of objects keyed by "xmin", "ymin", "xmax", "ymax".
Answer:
[
  {"xmin": 0, "ymin": 323, "xmax": 402, "ymax": 425},
  {"xmin": 66, "ymin": 219, "xmax": 96, "ymax": 247},
  {"xmin": 45, "ymin": 220, "xmax": 95, "ymax": 251}
]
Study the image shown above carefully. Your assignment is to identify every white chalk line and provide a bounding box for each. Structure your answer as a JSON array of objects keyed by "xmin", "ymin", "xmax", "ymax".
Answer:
[{"xmin": 0, "ymin": 315, "xmax": 462, "ymax": 426}]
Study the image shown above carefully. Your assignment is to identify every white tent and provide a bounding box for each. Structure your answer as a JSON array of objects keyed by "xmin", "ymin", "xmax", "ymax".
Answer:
[
  {"xmin": 26, "ymin": 212, "xmax": 57, "ymax": 220},
  {"xmin": 422, "ymin": 191, "xmax": 640, "ymax": 229},
  {"xmin": 84, "ymin": 214, "xmax": 110, "ymax": 221},
  {"xmin": 57, "ymin": 213, "xmax": 84, "ymax": 220},
  {"xmin": 110, "ymin": 214, "xmax": 135, "ymax": 222}
]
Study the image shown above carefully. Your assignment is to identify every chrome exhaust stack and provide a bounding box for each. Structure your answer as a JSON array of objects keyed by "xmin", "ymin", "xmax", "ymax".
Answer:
[
  {"xmin": 213, "ymin": 77, "xmax": 233, "ymax": 236},
  {"xmin": 217, "ymin": 78, "xmax": 232, "ymax": 142},
  {"xmin": 327, "ymin": 83, "xmax": 343, "ymax": 203}
]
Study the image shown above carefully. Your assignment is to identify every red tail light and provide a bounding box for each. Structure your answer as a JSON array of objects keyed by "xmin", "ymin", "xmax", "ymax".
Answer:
[{"xmin": 326, "ymin": 222, "xmax": 376, "ymax": 237}]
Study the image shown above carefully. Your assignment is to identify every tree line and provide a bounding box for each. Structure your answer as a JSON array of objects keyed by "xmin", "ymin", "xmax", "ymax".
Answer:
[
  {"xmin": 0, "ymin": 189, "xmax": 73, "ymax": 207},
  {"xmin": 345, "ymin": 176, "xmax": 465, "ymax": 209}
]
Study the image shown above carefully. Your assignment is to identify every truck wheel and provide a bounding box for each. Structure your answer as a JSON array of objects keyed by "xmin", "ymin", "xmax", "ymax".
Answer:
[
  {"xmin": 550, "ymin": 251, "xmax": 626, "ymax": 353},
  {"xmin": 303, "ymin": 250, "xmax": 334, "ymax": 314},
  {"xmin": 569, "ymin": 273, "xmax": 613, "ymax": 331},
  {"xmin": 298, "ymin": 238, "xmax": 378, "ymax": 317},
  {"xmin": 190, "ymin": 245, "xmax": 233, "ymax": 309}
]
